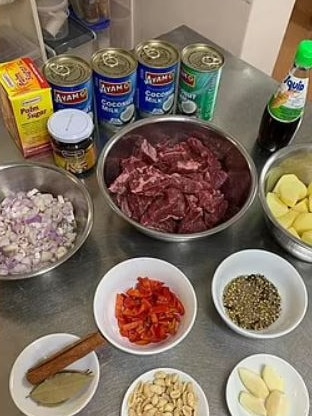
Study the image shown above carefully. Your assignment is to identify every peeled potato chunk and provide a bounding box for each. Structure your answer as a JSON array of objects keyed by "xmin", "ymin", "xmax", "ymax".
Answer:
[
  {"xmin": 266, "ymin": 193, "xmax": 289, "ymax": 218},
  {"xmin": 301, "ymin": 230, "xmax": 312, "ymax": 246},
  {"xmin": 262, "ymin": 366, "xmax": 284, "ymax": 392},
  {"xmin": 307, "ymin": 182, "xmax": 312, "ymax": 196},
  {"xmin": 308, "ymin": 195, "xmax": 312, "ymax": 212},
  {"xmin": 273, "ymin": 174, "xmax": 307, "ymax": 207},
  {"xmin": 293, "ymin": 212, "xmax": 312, "ymax": 234},
  {"xmin": 288, "ymin": 227, "xmax": 300, "ymax": 238},
  {"xmin": 239, "ymin": 391, "xmax": 267, "ymax": 416},
  {"xmin": 238, "ymin": 368, "xmax": 269, "ymax": 399},
  {"xmin": 276, "ymin": 209, "xmax": 299, "ymax": 229},
  {"xmin": 293, "ymin": 198, "xmax": 309, "ymax": 213},
  {"xmin": 265, "ymin": 390, "xmax": 289, "ymax": 416}
]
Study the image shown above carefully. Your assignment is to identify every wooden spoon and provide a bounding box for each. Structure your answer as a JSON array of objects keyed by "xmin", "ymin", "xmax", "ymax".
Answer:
[{"xmin": 26, "ymin": 331, "xmax": 106, "ymax": 385}]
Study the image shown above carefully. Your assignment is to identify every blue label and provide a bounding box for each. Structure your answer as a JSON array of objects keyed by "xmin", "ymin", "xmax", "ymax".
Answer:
[
  {"xmin": 93, "ymin": 72, "xmax": 137, "ymax": 126},
  {"xmin": 52, "ymin": 79, "xmax": 94, "ymax": 118},
  {"xmin": 136, "ymin": 63, "xmax": 179, "ymax": 115}
]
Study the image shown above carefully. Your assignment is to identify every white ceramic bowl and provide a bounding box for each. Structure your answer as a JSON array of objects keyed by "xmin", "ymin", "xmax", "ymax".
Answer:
[
  {"xmin": 226, "ymin": 353, "xmax": 309, "ymax": 416},
  {"xmin": 211, "ymin": 249, "xmax": 308, "ymax": 339},
  {"xmin": 121, "ymin": 367, "xmax": 209, "ymax": 416},
  {"xmin": 9, "ymin": 333, "xmax": 100, "ymax": 416},
  {"xmin": 93, "ymin": 257, "xmax": 197, "ymax": 355}
]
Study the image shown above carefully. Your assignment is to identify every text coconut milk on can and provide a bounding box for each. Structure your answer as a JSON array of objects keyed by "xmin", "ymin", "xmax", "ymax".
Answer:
[
  {"xmin": 178, "ymin": 43, "xmax": 224, "ymax": 121},
  {"xmin": 91, "ymin": 48, "xmax": 137, "ymax": 130},
  {"xmin": 135, "ymin": 40, "xmax": 180, "ymax": 117},
  {"xmin": 43, "ymin": 55, "xmax": 94, "ymax": 118}
]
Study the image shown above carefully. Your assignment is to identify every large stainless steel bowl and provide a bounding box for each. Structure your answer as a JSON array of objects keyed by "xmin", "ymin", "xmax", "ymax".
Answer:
[
  {"xmin": 97, "ymin": 116, "xmax": 257, "ymax": 242},
  {"xmin": 259, "ymin": 144, "xmax": 312, "ymax": 262},
  {"xmin": 0, "ymin": 162, "xmax": 93, "ymax": 280}
]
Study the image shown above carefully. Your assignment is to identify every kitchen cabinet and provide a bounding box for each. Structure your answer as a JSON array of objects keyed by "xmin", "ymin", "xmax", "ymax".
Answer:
[{"xmin": 0, "ymin": 0, "xmax": 47, "ymax": 64}]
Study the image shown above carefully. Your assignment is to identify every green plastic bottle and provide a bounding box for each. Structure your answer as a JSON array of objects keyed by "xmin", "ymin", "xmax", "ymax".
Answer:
[{"xmin": 257, "ymin": 40, "xmax": 312, "ymax": 152}]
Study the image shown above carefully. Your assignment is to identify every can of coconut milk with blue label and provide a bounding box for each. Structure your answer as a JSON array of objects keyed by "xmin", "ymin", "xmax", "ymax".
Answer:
[
  {"xmin": 43, "ymin": 55, "xmax": 94, "ymax": 119},
  {"xmin": 91, "ymin": 48, "xmax": 137, "ymax": 130},
  {"xmin": 135, "ymin": 40, "xmax": 180, "ymax": 117}
]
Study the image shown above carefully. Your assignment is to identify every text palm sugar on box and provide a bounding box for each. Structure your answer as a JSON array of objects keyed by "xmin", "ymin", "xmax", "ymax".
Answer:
[{"xmin": 0, "ymin": 58, "xmax": 53, "ymax": 157}]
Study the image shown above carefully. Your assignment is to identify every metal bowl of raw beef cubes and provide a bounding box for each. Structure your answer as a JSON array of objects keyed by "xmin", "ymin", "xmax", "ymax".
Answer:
[{"xmin": 97, "ymin": 115, "xmax": 258, "ymax": 242}]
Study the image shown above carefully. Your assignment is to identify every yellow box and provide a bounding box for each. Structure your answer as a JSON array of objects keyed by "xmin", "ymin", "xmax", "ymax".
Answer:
[{"xmin": 0, "ymin": 58, "xmax": 53, "ymax": 157}]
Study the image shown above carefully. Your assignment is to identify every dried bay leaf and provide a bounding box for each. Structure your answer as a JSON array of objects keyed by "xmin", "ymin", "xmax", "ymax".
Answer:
[{"xmin": 28, "ymin": 370, "xmax": 94, "ymax": 406}]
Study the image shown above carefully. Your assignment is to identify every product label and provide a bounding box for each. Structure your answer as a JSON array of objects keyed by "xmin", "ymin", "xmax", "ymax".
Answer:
[
  {"xmin": 0, "ymin": 58, "xmax": 53, "ymax": 157},
  {"xmin": 53, "ymin": 142, "xmax": 96, "ymax": 174},
  {"xmin": 136, "ymin": 63, "xmax": 179, "ymax": 116},
  {"xmin": 268, "ymin": 73, "xmax": 308, "ymax": 122},
  {"xmin": 177, "ymin": 64, "xmax": 222, "ymax": 121},
  {"xmin": 52, "ymin": 79, "xmax": 94, "ymax": 118},
  {"xmin": 93, "ymin": 72, "xmax": 136, "ymax": 126}
]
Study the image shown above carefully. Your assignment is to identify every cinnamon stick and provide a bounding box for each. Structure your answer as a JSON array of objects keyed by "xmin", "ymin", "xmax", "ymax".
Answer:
[{"xmin": 26, "ymin": 331, "xmax": 106, "ymax": 385}]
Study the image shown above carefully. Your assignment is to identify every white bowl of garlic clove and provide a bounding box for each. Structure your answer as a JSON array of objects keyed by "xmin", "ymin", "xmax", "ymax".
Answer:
[{"xmin": 226, "ymin": 353, "xmax": 309, "ymax": 416}]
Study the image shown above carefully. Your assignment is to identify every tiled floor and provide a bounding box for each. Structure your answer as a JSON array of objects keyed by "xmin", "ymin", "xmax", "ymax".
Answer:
[{"xmin": 273, "ymin": 0, "xmax": 312, "ymax": 100}]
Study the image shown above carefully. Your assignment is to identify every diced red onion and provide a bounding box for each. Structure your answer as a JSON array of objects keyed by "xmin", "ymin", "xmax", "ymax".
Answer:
[{"xmin": 0, "ymin": 188, "xmax": 77, "ymax": 276}]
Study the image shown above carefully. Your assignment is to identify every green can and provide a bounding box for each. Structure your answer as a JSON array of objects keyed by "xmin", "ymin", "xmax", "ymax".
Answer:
[{"xmin": 177, "ymin": 43, "xmax": 224, "ymax": 121}]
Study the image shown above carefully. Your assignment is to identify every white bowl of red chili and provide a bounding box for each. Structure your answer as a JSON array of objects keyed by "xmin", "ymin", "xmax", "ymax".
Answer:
[
  {"xmin": 96, "ymin": 116, "xmax": 257, "ymax": 242},
  {"xmin": 211, "ymin": 249, "xmax": 308, "ymax": 339},
  {"xmin": 93, "ymin": 257, "xmax": 197, "ymax": 355}
]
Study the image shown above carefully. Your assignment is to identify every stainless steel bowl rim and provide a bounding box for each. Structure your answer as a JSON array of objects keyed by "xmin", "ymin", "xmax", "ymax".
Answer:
[
  {"xmin": 0, "ymin": 161, "xmax": 94, "ymax": 280},
  {"xmin": 97, "ymin": 115, "xmax": 258, "ymax": 241}
]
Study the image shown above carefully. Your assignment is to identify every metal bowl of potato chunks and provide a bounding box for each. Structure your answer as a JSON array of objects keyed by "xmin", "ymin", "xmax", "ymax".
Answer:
[{"xmin": 259, "ymin": 144, "xmax": 312, "ymax": 262}]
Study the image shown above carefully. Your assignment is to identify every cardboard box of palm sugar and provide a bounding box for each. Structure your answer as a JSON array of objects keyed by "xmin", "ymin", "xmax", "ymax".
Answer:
[{"xmin": 0, "ymin": 57, "xmax": 53, "ymax": 157}]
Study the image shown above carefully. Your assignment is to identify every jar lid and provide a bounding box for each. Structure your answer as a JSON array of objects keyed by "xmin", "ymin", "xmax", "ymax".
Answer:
[{"xmin": 48, "ymin": 109, "xmax": 94, "ymax": 143}]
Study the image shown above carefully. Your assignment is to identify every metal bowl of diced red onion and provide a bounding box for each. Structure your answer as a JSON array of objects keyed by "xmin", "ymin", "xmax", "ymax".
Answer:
[
  {"xmin": 0, "ymin": 162, "xmax": 93, "ymax": 279},
  {"xmin": 97, "ymin": 115, "xmax": 257, "ymax": 242}
]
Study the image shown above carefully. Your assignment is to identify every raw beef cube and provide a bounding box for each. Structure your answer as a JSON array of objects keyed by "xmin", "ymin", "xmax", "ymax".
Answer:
[
  {"xmin": 120, "ymin": 156, "xmax": 146, "ymax": 172},
  {"xmin": 136, "ymin": 139, "xmax": 158, "ymax": 163},
  {"xmin": 129, "ymin": 166, "xmax": 170, "ymax": 196},
  {"xmin": 175, "ymin": 160, "xmax": 201, "ymax": 173},
  {"xmin": 206, "ymin": 169, "xmax": 228, "ymax": 189},
  {"xmin": 171, "ymin": 173, "xmax": 205, "ymax": 194},
  {"xmin": 178, "ymin": 207, "xmax": 206, "ymax": 233},
  {"xmin": 117, "ymin": 193, "xmax": 153, "ymax": 220},
  {"xmin": 204, "ymin": 199, "xmax": 228, "ymax": 228},
  {"xmin": 140, "ymin": 188, "xmax": 186, "ymax": 225},
  {"xmin": 198, "ymin": 189, "xmax": 225, "ymax": 213},
  {"xmin": 109, "ymin": 171, "xmax": 132, "ymax": 194}
]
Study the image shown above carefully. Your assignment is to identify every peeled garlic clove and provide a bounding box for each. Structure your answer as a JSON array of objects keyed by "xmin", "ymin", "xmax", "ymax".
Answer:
[
  {"xmin": 239, "ymin": 391, "xmax": 267, "ymax": 416},
  {"xmin": 262, "ymin": 366, "xmax": 285, "ymax": 392},
  {"xmin": 265, "ymin": 390, "xmax": 289, "ymax": 416},
  {"xmin": 238, "ymin": 368, "xmax": 269, "ymax": 399}
]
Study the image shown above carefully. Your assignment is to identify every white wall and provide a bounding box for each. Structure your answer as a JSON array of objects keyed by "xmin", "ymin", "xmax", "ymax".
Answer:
[
  {"xmin": 241, "ymin": 0, "xmax": 296, "ymax": 74},
  {"xmin": 133, "ymin": 0, "xmax": 296, "ymax": 75},
  {"xmin": 134, "ymin": 0, "xmax": 250, "ymax": 56}
]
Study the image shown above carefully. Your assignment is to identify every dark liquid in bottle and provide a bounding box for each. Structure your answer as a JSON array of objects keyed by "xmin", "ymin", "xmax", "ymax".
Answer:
[{"xmin": 257, "ymin": 107, "xmax": 301, "ymax": 152}]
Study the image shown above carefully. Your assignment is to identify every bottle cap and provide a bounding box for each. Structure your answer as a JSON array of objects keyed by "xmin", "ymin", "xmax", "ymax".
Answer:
[{"xmin": 295, "ymin": 40, "xmax": 312, "ymax": 68}]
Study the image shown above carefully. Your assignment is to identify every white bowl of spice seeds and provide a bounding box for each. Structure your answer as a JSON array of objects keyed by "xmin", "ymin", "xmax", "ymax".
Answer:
[{"xmin": 211, "ymin": 249, "xmax": 308, "ymax": 339}]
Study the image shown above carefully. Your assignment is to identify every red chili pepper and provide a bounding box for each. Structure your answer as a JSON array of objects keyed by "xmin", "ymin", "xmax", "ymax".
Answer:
[{"xmin": 115, "ymin": 276, "xmax": 185, "ymax": 345}]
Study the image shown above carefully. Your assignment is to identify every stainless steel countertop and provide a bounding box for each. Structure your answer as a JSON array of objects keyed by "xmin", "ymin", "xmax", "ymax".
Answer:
[{"xmin": 1, "ymin": 25, "xmax": 311, "ymax": 416}]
